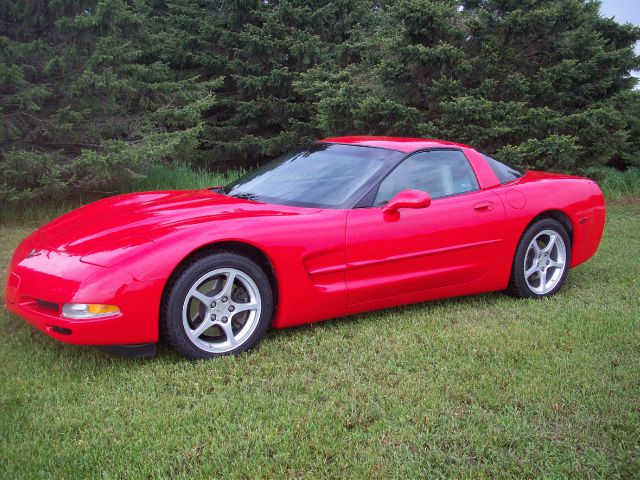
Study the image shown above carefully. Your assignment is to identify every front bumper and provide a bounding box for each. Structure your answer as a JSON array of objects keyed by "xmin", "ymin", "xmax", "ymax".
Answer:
[{"xmin": 5, "ymin": 240, "xmax": 161, "ymax": 346}]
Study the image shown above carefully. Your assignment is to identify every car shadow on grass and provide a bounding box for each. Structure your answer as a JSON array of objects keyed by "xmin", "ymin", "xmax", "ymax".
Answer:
[
  {"xmin": 265, "ymin": 290, "xmax": 528, "ymax": 340},
  {"xmin": 1, "ymin": 285, "xmax": 569, "ymax": 366}
]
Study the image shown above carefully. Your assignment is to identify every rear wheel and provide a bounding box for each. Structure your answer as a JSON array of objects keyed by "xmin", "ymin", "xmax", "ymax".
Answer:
[
  {"xmin": 162, "ymin": 252, "xmax": 274, "ymax": 359},
  {"xmin": 508, "ymin": 218, "xmax": 571, "ymax": 298}
]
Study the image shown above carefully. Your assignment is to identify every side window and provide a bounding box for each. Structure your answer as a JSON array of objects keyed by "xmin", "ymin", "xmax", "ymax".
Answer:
[
  {"xmin": 482, "ymin": 154, "xmax": 523, "ymax": 184},
  {"xmin": 374, "ymin": 150, "xmax": 479, "ymax": 205}
]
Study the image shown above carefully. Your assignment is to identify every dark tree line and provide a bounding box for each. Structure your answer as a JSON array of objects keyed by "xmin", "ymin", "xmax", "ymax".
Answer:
[{"xmin": 1, "ymin": 0, "xmax": 638, "ymax": 202}]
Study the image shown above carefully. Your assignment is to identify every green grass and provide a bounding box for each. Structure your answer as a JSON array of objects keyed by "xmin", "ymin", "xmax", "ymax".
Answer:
[{"xmin": 1, "ymin": 197, "xmax": 639, "ymax": 478}]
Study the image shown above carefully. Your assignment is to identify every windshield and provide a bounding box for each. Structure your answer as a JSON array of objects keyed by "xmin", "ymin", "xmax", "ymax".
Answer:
[{"xmin": 225, "ymin": 143, "xmax": 400, "ymax": 208}]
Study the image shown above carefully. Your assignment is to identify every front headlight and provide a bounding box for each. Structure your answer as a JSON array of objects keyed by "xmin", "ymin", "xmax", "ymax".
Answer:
[{"xmin": 62, "ymin": 303, "xmax": 121, "ymax": 319}]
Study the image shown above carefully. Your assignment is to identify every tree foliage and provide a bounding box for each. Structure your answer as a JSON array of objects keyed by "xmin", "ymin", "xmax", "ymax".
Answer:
[
  {"xmin": 315, "ymin": 0, "xmax": 640, "ymax": 171},
  {"xmin": 1, "ymin": 0, "xmax": 639, "ymax": 203}
]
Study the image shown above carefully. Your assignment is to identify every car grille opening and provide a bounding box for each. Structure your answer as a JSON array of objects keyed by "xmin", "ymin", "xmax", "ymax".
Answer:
[
  {"xmin": 35, "ymin": 299, "xmax": 59, "ymax": 311},
  {"xmin": 48, "ymin": 325, "xmax": 72, "ymax": 335}
]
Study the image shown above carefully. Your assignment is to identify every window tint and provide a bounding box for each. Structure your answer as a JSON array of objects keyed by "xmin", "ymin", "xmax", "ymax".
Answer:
[
  {"xmin": 374, "ymin": 150, "xmax": 479, "ymax": 205},
  {"xmin": 482, "ymin": 154, "xmax": 524, "ymax": 184}
]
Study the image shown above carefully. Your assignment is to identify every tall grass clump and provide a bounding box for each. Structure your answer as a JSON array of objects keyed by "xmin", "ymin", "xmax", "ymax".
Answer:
[
  {"xmin": 0, "ymin": 163, "xmax": 244, "ymax": 225},
  {"xmin": 132, "ymin": 163, "xmax": 244, "ymax": 192},
  {"xmin": 588, "ymin": 167, "xmax": 640, "ymax": 200}
]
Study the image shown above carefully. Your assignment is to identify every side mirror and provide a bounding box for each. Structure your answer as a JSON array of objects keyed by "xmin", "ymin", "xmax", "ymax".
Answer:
[{"xmin": 382, "ymin": 189, "xmax": 431, "ymax": 215}]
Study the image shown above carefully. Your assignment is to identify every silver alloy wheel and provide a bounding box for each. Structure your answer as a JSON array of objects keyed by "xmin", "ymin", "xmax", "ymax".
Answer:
[
  {"xmin": 182, "ymin": 268, "xmax": 262, "ymax": 353},
  {"xmin": 524, "ymin": 229, "xmax": 567, "ymax": 295}
]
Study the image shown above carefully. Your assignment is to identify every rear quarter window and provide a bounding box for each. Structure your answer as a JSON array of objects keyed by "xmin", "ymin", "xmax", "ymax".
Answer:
[{"xmin": 482, "ymin": 154, "xmax": 524, "ymax": 184}]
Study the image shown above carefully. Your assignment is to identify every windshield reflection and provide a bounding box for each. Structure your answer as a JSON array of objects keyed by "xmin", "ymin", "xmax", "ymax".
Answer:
[{"xmin": 225, "ymin": 144, "xmax": 400, "ymax": 208}]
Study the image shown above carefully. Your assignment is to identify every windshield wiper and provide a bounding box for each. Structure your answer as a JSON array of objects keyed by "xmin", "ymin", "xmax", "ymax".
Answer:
[{"xmin": 230, "ymin": 192, "xmax": 258, "ymax": 200}]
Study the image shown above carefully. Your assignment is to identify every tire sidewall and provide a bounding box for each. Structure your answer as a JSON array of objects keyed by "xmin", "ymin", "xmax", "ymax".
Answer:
[
  {"xmin": 511, "ymin": 218, "xmax": 571, "ymax": 299},
  {"xmin": 162, "ymin": 252, "xmax": 274, "ymax": 359}
]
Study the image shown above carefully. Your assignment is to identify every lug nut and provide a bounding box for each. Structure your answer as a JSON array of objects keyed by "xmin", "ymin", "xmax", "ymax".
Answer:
[
  {"xmin": 228, "ymin": 305, "xmax": 235, "ymax": 312},
  {"xmin": 211, "ymin": 314, "xmax": 216, "ymax": 320},
  {"xmin": 221, "ymin": 296, "xmax": 228, "ymax": 303},
  {"xmin": 221, "ymin": 316, "xmax": 228, "ymax": 323},
  {"xmin": 210, "ymin": 301, "xmax": 216, "ymax": 308}
]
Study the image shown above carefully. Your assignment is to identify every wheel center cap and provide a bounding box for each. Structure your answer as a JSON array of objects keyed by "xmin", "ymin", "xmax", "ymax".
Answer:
[{"xmin": 212, "ymin": 303, "xmax": 233, "ymax": 318}]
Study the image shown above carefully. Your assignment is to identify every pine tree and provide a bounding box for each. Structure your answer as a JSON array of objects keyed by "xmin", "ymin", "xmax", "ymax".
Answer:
[
  {"xmin": 0, "ymin": 0, "xmax": 219, "ymax": 202},
  {"xmin": 449, "ymin": 0, "xmax": 640, "ymax": 170},
  {"xmin": 314, "ymin": 0, "xmax": 640, "ymax": 171},
  {"xmin": 155, "ymin": 0, "xmax": 380, "ymax": 168}
]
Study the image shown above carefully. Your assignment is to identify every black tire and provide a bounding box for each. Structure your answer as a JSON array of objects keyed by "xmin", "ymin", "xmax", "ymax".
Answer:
[
  {"xmin": 507, "ymin": 218, "xmax": 571, "ymax": 299},
  {"xmin": 161, "ymin": 251, "xmax": 274, "ymax": 359}
]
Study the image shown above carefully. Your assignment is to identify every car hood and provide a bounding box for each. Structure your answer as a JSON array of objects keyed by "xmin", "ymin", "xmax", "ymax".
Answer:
[{"xmin": 39, "ymin": 190, "xmax": 319, "ymax": 256}]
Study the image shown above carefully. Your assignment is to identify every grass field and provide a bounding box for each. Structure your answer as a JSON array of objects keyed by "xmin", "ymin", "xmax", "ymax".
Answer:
[{"xmin": 1, "ymin": 199, "xmax": 639, "ymax": 479}]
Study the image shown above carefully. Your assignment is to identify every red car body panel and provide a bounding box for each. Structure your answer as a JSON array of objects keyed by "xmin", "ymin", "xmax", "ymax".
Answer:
[{"xmin": 5, "ymin": 137, "xmax": 606, "ymax": 346}]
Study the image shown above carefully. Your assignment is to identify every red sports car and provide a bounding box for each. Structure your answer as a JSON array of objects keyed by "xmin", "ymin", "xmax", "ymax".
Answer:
[{"xmin": 5, "ymin": 137, "xmax": 606, "ymax": 359}]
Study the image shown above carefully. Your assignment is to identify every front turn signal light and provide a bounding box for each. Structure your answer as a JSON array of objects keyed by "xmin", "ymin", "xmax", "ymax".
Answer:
[{"xmin": 62, "ymin": 303, "xmax": 121, "ymax": 319}]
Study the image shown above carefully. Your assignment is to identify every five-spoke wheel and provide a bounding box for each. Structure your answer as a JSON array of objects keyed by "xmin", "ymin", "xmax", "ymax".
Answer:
[
  {"xmin": 183, "ymin": 268, "xmax": 262, "ymax": 353},
  {"xmin": 162, "ymin": 252, "xmax": 274, "ymax": 359},
  {"xmin": 523, "ymin": 229, "xmax": 567, "ymax": 295},
  {"xmin": 508, "ymin": 218, "xmax": 571, "ymax": 298}
]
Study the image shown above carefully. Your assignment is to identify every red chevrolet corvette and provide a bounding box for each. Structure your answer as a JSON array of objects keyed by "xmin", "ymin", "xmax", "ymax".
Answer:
[{"xmin": 5, "ymin": 137, "xmax": 606, "ymax": 359}]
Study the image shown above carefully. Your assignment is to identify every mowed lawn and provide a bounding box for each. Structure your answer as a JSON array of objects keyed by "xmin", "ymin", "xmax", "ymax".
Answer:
[{"xmin": 1, "ymin": 202, "xmax": 638, "ymax": 479}]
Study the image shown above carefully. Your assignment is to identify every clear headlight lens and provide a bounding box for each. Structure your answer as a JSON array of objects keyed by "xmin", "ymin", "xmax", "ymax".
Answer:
[{"xmin": 62, "ymin": 303, "xmax": 120, "ymax": 319}]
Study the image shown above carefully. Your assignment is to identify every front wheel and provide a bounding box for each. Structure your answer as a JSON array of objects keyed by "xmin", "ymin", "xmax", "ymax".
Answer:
[
  {"xmin": 161, "ymin": 252, "xmax": 274, "ymax": 359},
  {"xmin": 507, "ymin": 218, "xmax": 571, "ymax": 298}
]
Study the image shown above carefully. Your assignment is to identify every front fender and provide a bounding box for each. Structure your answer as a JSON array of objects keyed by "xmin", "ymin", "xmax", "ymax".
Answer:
[{"xmin": 118, "ymin": 209, "xmax": 349, "ymax": 330}]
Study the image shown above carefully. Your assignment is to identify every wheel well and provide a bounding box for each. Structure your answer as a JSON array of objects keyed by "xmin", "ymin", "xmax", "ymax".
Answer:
[
  {"xmin": 506, "ymin": 209, "xmax": 574, "ymax": 291},
  {"xmin": 527, "ymin": 210, "xmax": 573, "ymax": 243},
  {"xmin": 163, "ymin": 241, "xmax": 278, "ymax": 306}
]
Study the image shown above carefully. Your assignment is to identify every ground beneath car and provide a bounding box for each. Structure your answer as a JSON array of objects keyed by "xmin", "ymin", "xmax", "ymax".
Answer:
[{"xmin": 1, "ymin": 202, "xmax": 639, "ymax": 478}]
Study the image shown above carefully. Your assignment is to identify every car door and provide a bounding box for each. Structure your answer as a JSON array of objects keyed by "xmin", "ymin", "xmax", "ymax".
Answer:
[{"xmin": 345, "ymin": 149, "xmax": 505, "ymax": 305}]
